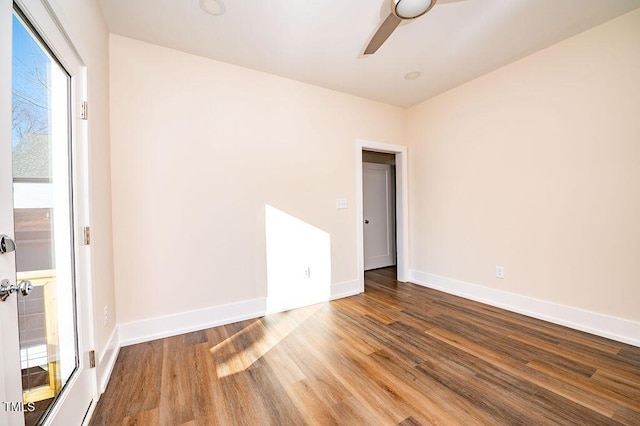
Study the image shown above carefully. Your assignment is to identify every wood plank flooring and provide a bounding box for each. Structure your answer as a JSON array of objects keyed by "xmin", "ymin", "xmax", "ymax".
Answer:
[{"xmin": 91, "ymin": 267, "xmax": 640, "ymax": 425}]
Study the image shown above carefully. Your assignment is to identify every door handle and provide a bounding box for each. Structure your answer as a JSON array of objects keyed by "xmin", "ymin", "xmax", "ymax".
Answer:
[
  {"xmin": 20, "ymin": 280, "xmax": 33, "ymax": 296},
  {"xmin": 0, "ymin": 279, "xmax": 33, "ymax": 301},
  {"xmin": 364, "ymin": 219, "xmax": 370, "ymax": 224},
  {"xmin": 0, "ymin": 234, "xmax": 16, "ymax": 254},
  {"xmin": 0, "ymin": 279, "xmax": 16, "ymax": 301}
]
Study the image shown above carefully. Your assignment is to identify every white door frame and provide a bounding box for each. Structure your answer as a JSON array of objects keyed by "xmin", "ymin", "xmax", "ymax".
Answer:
[{"xmin": 355, "ymin": 139, "xmax": 408, "ymax": 291}]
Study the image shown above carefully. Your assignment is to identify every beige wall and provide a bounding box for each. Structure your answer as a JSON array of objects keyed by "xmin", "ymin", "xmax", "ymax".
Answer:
[
  {"xmin": 53, "ymin": 0, "xmax": 116, "ymax": 364},
  {"xmin": 109, "ymin": 35, "xmax": 405, "ymax": 324},
  {"xmin": 407, "ymin": 9, "xmax": 640, "ymax": 321}
]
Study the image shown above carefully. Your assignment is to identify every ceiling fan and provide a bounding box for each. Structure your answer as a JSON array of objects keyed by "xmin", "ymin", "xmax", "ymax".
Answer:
[{"xmin": 364, "ymin": 0, "xmax": 466, "ymax": 55}]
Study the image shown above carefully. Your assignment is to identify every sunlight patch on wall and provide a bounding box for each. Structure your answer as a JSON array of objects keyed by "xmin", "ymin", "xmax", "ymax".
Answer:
[{"xmin": 265, "ymin": 205, "xmax": 331, "ymax": 315}]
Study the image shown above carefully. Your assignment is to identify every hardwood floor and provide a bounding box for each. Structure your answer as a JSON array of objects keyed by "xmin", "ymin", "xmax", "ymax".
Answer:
[{"xmin": 91, "ymin": 267, "xmax": 640, "ymax": 425}]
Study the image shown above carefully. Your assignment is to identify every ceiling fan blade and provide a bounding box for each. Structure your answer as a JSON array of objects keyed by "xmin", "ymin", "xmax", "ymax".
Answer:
[{"xmin": 364, "ymin": 13, "xmax": 402, "ymax": 55}]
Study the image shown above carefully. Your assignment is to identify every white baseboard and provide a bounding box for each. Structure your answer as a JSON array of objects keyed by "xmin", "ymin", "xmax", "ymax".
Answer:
[
  {"xmin": 118, "ymin": 298, "xmax": 268, "ymax": 347},
  {"xmin": 95, "ymin": 283, "xmax": 360, "ymax": 406},
  {"xmin": 331, "ymin": 279, "xmax": 361, "ymax": 300},
  {"xmin": 117, "ymin": 280, "xmax": 362, "ymax": 348},
  {"xmin": 408, "ymin": 269, "xmax": 640, "ymax": 348},
  {"xmin": 97, "ymin": 327, "xmax": 120, "ymax": 394}
]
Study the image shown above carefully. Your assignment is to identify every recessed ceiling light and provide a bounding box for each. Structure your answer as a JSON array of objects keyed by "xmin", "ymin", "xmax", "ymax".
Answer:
[
  {"xmin": 200, "ymin": 0, "xmax": 225, "ymax": 16},
  {"xmin": 404, "ymin": 71, "xmax": 421, "ymax": 80}
]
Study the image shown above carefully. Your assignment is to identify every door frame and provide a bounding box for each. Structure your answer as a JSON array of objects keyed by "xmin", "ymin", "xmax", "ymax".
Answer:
[{"xmin": 355, "ymin": 139, "xmax": 408, "ymax": 290}]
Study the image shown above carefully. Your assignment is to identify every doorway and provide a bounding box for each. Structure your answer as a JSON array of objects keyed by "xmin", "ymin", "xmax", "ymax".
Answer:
[
  {"xmin": 355, "ymin": 140, "xmax": 408, "ymax": 292},
  {"xmin": 362, "ymin": 152, "xmax": 396, "ymax": 271}
]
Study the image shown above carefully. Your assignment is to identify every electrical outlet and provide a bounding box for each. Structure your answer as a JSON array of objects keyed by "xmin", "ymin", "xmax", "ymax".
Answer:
[
  {"xmin": 496, "ymin": 266, "xmax": 505, "ymax": 279},
  {"xmin": 304, "ymin": 266, "xmax": 311, "ymax": 279},
  {"xmin": 103, "ymin": 305, "xmax": 108, "ymax": 326}
]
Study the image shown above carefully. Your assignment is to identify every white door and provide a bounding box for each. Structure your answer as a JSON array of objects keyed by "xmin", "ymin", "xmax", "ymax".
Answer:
[
  {"xmin": 363, "ymin": 162, "xmax": 396, "ymax": 270},
  {"xmin": 1, "ymin": 1, "xmax": 95, "ymax": 425}
]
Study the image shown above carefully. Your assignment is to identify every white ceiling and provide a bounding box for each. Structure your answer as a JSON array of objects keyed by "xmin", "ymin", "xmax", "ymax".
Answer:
[{"xmin": 97, "ymin": 0, "xmax": 640, "ymax": 108}]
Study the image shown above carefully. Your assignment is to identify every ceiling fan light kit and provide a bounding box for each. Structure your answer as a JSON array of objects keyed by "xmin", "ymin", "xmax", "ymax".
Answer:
[
  {"xmin": 393, "ymin": 0, "xmax": 436, "ymax": 19},
  {"xmin": 364, "ymin": 0, "xmax": 444, "ymax": 55}
]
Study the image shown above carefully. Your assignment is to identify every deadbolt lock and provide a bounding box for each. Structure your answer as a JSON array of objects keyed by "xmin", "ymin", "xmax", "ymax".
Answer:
[{"xmin": 0, "ymin": 234, "xmax": 16, "ymax": 254}]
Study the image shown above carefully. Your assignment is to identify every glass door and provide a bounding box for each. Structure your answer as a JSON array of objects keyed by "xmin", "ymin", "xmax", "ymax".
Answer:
[
  {"xmin": 11, "ymin": 9, "xmax": 78, "ymax": 425},
  {"xmin": 1, "ymin": 1, "xmax": 95, "ymax": 425}
]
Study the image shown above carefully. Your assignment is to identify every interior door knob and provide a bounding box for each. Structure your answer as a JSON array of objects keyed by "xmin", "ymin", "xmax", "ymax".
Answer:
[{"xmin": 0, "ymin": 279, "xmax": 33, "ymax": 301}]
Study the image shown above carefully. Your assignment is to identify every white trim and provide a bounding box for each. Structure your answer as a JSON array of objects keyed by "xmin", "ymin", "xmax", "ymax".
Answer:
[
  {"xmin": 356, "ymin": 139, "xmax": 409, "ymax": 291},
  {"xmin": 117, "ymin": 283, "xmax": 361, "ymax": 348},
  {"xmin": 118, "ymin": 298, "xmax": 267, "ymax": 347},
  {"xmin": 331, "ymin": 279, "xmax": 361, "ymax": 300},
  {"xmin": 96, "ymin": 327, "xmax": 120, "ymax": 394},
  {"xmin": 409, "ymin": 269, "xmax": 640, "ymax": 348}
]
